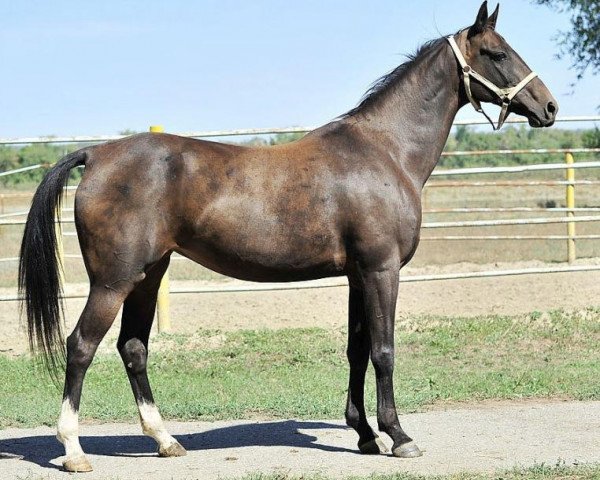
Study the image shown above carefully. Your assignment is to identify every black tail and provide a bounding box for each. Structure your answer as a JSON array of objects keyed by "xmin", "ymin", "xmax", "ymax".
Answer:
[{"xmin": 19, "ymin": 149, "xmax": 87, "ymax": 375}]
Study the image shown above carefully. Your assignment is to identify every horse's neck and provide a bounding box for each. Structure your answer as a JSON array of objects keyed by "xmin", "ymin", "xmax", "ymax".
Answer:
[{"xmin": 352, "ymin": 43, "xmax": 462, "ymax": 190}]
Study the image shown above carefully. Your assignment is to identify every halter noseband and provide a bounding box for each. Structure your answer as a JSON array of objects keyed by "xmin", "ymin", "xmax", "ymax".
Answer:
[{"xmin": 447, "ymin": 35, "xmax": 538, "ymax": 130}]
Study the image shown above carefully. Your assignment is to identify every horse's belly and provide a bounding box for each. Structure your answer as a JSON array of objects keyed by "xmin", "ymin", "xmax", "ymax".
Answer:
[
  {"xmin": 176, "ymin": 191, "xmax": 346, "ymax": 281},
  {"xmin": 176, "ymin": 221, "xmax": 346, "ymax": 282},
  {"xmin": 176, "ymin": 240, "xmax": 346, "ymax": 283}
]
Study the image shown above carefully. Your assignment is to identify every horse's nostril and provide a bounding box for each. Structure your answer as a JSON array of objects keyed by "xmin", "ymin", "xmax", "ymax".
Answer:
[{"xmin": 546, "ymin": 101, "xmax": 557, "ymax": 115}]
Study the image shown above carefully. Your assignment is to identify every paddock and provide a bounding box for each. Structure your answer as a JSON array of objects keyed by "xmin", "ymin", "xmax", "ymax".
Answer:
[
  {"xmin": 1, "ymin": 116, "xmax": 599, "ymax": 479},
  {"xmin": 0, "ymin": 116, "xmax": 599, "ymax": 320},
  {"xmin": 0, "ymin": 116, "xmax": 599, "ymax": 344}
]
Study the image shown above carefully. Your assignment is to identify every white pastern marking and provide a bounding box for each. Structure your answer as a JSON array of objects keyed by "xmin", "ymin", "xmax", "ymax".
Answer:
[
  {"xmin": 138, "ymin": 402, "xmax": 177, "ymax": 448},
  {"xmin": 57, "ymin": 399, "xmax": 85, "ymax": 459}
]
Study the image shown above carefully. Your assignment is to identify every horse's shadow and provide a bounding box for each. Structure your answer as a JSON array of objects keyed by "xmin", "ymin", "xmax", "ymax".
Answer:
[{"xmin": 0, "ymin": 420, "xmax": 356, "ymax": 470}]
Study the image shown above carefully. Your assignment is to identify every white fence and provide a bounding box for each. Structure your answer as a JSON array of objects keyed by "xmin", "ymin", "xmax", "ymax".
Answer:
[
  {"xmin": 1, "ymin": 116, "xmax": 599, "ymax": 328},
  {"xmin": 1, "ymin": 115, "xmax": 599, "ymax": 145}
]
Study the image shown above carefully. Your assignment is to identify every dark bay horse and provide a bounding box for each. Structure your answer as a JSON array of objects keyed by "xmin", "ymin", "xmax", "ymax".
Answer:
[{"xmin": 19, "ymin": 2, "xmax": 557, "ymax": 472}]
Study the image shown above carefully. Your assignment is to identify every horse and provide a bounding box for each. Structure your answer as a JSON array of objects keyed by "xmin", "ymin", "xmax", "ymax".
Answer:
[{"xmin": 19, "ymin": 2, "xmax": 557, "ymax": 472}]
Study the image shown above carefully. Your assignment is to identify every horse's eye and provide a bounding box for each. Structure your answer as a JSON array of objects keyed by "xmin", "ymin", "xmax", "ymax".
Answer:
[{"xmin": 481, "ymin": 49, "xmax": 507, "ymax": 62}]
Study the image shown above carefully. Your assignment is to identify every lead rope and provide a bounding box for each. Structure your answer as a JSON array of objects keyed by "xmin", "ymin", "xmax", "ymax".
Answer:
[{"xmin": 446, "ymin": 35, "xmax": 537, "ymax": 130}]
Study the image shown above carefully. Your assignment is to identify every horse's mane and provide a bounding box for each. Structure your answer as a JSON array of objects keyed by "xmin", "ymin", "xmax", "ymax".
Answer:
[{"xmin": 342, "ymin": 33, "xmax": 460, "ymax": 118}]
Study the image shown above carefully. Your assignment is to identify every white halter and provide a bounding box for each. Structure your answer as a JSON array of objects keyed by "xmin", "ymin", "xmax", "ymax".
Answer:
[{"xmin": 447, "ymin": 35, "xmax": 538, "ymax": 130}]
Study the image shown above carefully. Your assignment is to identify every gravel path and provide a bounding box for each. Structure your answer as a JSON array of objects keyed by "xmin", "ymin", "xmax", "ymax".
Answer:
[{"xmin": 1, "ymin": 400, "xmax": 599, "ymax": 479}]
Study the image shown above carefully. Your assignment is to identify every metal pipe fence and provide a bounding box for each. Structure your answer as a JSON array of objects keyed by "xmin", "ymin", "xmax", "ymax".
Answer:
[
  {"xmin": 1, "ymin": 263, "xmax": 599, "ymax": 303},
  {"xmin": 4, "ymin": 214, "xmax": 600, "ymax": 229},
  {"xmin": 1, "ymin": 115, "xmax": 599, "ymax": 145},
  {"xmin": 1, "ymin": 117, "xmax": 599, "ymax": 331}
]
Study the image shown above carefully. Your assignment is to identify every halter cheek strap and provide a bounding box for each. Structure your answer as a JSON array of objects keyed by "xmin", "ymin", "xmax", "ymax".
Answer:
[{"xmin": 447, "ymin": 35, "xmax": 538, "ymax": 130}]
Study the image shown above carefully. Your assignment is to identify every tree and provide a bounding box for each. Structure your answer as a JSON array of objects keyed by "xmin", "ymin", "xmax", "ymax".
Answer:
[
  {"xmin": 118, "ymin": 129, "xmax": 139, "ymax": 136},
  {"xmin": 534, "ymin": 0, "xmax": 600, "ymax": 79},
  {"xmin": 582, "ymin": 127, "xmax": 600, "ymax": 147},
  {"xmin": 269, "ymin": 132, "xmax": 306, "ymax": 145}
]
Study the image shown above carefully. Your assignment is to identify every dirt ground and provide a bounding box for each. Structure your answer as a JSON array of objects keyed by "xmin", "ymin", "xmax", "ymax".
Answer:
[{"xmin": 1, "ymin": 258, "xmax": 600, "ymax": 356}]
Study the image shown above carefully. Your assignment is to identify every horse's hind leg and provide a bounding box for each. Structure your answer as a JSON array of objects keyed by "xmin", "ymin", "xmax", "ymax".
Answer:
[
  {"xmin": 57, "ymin": 286, "xmax": 129, "ymax": 472},
  {"xmin": 345, "ymin": 286, "xmax": 388, "ymax": 454},
  {"xmin": 117, "ymin": 256, "xmax": 186, "ymax": 458}
]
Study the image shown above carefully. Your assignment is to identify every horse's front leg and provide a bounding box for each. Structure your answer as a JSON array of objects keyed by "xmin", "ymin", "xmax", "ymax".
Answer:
[
  {"xmin": 361, "ymin": 267, "xmax": 422, "ymax": 458},
  {"xmin": 345, "ymin": 286, "xmax": 388, "ymax": 454}
]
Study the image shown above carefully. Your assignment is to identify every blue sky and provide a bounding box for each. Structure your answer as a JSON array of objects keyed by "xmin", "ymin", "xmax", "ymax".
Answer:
[{"xmin": 0, "ymin": 0, "xmax": 597, "ymax": 137}]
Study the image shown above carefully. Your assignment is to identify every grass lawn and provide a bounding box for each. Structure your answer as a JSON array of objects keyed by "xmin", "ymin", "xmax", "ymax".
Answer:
[
  {"xmin": 236, "ymin": 463, "xmax": 600, "ymax": 479},
  {"xmin": 0, "ymin": 308, "xmax": 598, "ymax": 429},
  {"xmin": 239, "ymin": 463, "xmax": 600, "ymax": 479}
]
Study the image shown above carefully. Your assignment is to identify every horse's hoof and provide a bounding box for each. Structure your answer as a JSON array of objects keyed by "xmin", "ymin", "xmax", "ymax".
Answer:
[
  {"xmin": 158, "ymin": 441, "xmax": 187, "ymax": 457},
  {"xmin": 358, "ymin": 436, "xmax": 389, "ymax": 454},
  {"xmin": 392, "ymin": 441, "xmax": 423, "ymax": 458},
  {"xmin": 63, "ymin": 455, "xmax": 93, "ymax": 472}
]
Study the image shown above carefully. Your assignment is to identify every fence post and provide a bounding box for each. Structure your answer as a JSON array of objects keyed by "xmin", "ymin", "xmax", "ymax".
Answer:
[
  {"xmin": 565, "ymin": 152, "xmax": 576, "ymax": 264},
  {"xmin": 149, "ymin": 125, "xmax": 171, "ymax": 332}
]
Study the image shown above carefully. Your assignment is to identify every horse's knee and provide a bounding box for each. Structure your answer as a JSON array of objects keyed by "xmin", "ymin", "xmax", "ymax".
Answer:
[
  {"xmin": 118, "ymin": 338, "xmax": 147, "ymax": 375},
  {"xmin": 370, "ymin": 346, "xmax": 394, "ymax": 375},
  {"xmin": 347, "ymin": 339, "xmax": 370, "ymax": 363}
]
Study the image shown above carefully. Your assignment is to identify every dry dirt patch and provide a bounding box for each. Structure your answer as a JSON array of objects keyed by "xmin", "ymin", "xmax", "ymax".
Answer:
[{"xmin": 0, "ymin": 259, "xmax": 599, "ymax": 356}]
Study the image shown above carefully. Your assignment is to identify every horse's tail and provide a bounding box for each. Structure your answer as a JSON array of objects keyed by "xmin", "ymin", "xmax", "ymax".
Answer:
[{"xmin": 19, "ymin": 149, "xmax": 88, "ymax": 375}]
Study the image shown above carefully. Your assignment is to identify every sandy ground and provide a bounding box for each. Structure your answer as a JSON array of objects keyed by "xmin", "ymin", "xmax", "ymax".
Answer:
[
  {"xmin": 1, "ymin": 400, "xmax": 599, "ymax": 479},
  {"xmin": 1, "ymin": 259, "xmax": 599, "ymax": 356}
]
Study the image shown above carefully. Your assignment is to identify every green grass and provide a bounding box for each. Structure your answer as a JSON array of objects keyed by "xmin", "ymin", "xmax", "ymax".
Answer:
[
  {"xmin": 0, "ymin": 308, "xmax": 598, "ymax": 428},
  {"xmin": 235, "ymin": 462, "xmax": 600, "ymax": 479}
]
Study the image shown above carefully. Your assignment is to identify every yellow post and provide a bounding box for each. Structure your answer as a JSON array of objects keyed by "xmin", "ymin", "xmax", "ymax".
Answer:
[
  {"xmin": 150, "ymin": 125, "xmax": 171, "ymax": 332},
  {"xmin": 565, "ymin": 152, "xmax": 576, "ymax": 264}
]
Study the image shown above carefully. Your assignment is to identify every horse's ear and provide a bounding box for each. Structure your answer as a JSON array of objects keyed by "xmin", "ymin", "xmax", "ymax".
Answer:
[
  {"xmin": 487, "ymin": 3, "xmax": 499, "ymax": 30},
  {"xmin": 468, "ymin": 1, "xmax": 488, "ymax": 38}
]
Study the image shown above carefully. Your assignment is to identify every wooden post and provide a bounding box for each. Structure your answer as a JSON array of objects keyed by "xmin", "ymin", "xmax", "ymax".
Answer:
[
  {"xmin": 565, "ymin": 152, "xmax": 576, "ymax": 264},
  {"xmin": 149, "ymin": 125, "xmax": 171, "ymax": 332}
]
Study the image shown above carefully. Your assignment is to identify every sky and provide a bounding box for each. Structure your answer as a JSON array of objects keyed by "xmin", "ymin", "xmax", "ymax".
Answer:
[{"xmin": 0, "ymin": 0, "xmax": 598, "ymax": 138}]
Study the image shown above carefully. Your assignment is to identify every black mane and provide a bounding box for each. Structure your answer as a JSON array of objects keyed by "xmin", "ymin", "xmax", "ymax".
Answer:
[{"xmin": 343, "ymin": 35, "xmax": 453, "ymax": 118}]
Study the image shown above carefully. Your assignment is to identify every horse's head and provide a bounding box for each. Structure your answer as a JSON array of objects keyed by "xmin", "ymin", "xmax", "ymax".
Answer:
[{"xmin": 451, "ymin": 1, "xmax": 558, "ymax": 128}]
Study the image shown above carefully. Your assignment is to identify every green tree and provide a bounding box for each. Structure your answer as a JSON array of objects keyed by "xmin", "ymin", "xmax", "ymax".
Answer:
[
  {"xmin": 534, "ymin": 0, "xmax": 600, "ymax": 79},
  {"xmin": 118, "ymin": 129, "xmax": 139, "ymax": 136},
  {"xmin": 582, "ymin": 127, "xmax": 600, "ymax": 147},
  {"xmin": 269, "ymin": 132, "xmax": 305, "ymax": 145},
  {"xmin": 0, "ymin": 144, "xmax": 80, "ymax": 186}
]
